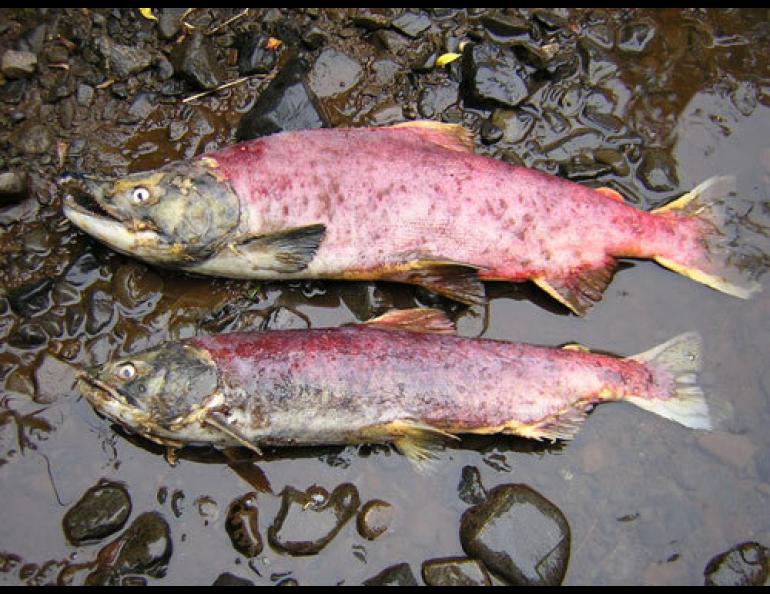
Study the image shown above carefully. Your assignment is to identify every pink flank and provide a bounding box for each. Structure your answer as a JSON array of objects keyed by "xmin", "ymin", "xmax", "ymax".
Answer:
[
  {"xmin": 190, "ymin": 326, "xmax": 671, "ymax": 438},
  {"xmin": 207, "ymin": 126, "xmax": 704, "ymax": 281}
]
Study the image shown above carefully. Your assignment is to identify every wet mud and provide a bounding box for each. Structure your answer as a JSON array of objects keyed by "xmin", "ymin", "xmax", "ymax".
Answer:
[{"xmin": 1, "ymin": 8, "xmax": 770, "ymax": 585}]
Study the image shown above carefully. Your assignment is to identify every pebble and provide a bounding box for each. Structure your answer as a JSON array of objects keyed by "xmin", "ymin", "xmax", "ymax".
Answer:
[
  {"xmin": 267, "ymin": 483, "xmax": 360, "ymax": 556},
  {"xmin": 460, "ymin": 483, "xmax": 570, "ymax": 585},
  {"xmin": 461, "ymin": 44, "xmax": 530, "ymax": 108},
  {"xmin": 62, "ymin": 480, "xmax": 132, "ymax": 545},
  {"xmin": 0, "ymin": 171, "xmax": 27, "ymax": 200},
  {"xmin": 356, "ymin": 499, "xmax": 393, "ymax": 540},
  {"xmin": 13, "ymin": 122, "xmax": 53, "ymax": 156},
  {"xmin": 704, "ymin": 542, "xmax": 769, "ymax": 586},
  {"xmin": 480, "ymin": 119, "xmax": 503, "ymax": 145},
  {"xmin": 212, "ymin": 573, "xmax": 256, "ymax": 586},
  {"xmin": 491, "ymin": 109, "xmax": 535, "ymax": 144},
  {"xmin": 1, "ymin": 79, "xmax": 27, "ymax": 104},
  {"xmin": 618, "ymin": 21, "xmax": 656, "ymax": 54},
  {"xmin": 172, "ymin": 32, "xmax": 224, "ymax": 91},
  {"xmin": 96, "ymin": 36, "xmax": 152, "ymax": 80},
  {"xmin": 362, "ymin": 563, "xmax": 418, "ymax": 586},
  {"xmin": 236, "ymin": 56, "xmax": 328, "ymax": 141},
  {"xmin": 236, "ymin": 33, "xmax": 280, "ymax": 76},
  {"xmin": 481, "ymin": 11, "xmax": 530, "ymax": 38},
  {"xmin": 457, "ymin": 465, "xmax": 488, "ymax": 506},
  {"xmin": 351, "ymin": 10, "xmax": 393, "ymax": 31},
  {"xmin": 1, "ymin": 50, "xmax": 37, "ymax": 78},
  {"xmin": 158, "ymin": 8, "xmax": 187, "ymax": 40},
  {"xmin": 637, "ymin": 148, "xmax": 679, "ymax": 192},
  {"xmin": 421, "ymin": 557, "xmax": 492, "ymax": 586},
  {"xmin": 307, "ymin": 49, "xmax": 363, "ymax": 99},
  {"xmin": 225, "ymin": 492, "xmax": 263, "ymax": 558},
  {"xmin": 391, "ymin": 11, "xmax": 431, "ymax": 38}
]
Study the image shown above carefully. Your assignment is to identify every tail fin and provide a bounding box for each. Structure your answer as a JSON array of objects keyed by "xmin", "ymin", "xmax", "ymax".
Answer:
[
  {"xmin": 652, "ymin": 176, "xmax": 762, "ymax": 299},
  {"xmin": 624, "ymin": 332, "xmax": 712, "ymax": 430}
]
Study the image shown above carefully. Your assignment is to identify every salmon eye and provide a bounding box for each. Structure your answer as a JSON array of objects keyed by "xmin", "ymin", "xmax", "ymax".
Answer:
[
  {"xmin": 116, "ymin": 363, "xmax": 136, "ymax": 381},
  {"xmin": 132, "ymin": 187, "xmax": 151, "ymax": 203}
]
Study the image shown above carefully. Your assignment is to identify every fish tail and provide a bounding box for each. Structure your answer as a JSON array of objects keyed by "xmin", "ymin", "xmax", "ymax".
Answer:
[
  {"xmin": 624, "ymin": 332, "xmax": 712, "ymax": 430},
  {"xmin": 652, "ymin": 176, "xmax": 762, "ymax": 299}
]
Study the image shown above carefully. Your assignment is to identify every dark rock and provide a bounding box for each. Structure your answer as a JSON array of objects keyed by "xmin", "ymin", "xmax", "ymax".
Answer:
[
  {"xmin": 86, "ymin": 290, "xmax": 115, "ymax": 336},
  {"xmin": 158, "ymin": 8, "xmax": 187, "ymax": 40},
  {"xmin": 160, "ymin": 78, "xmax": 189, "ymax": 97},
  {"xmin": 704, "ymin": 542, "xmax": 770, "ymax": 586},
  {"xmin": 532, "ymin": 10, "xmax": 567, "ymax": 32},
  {"xmin": 356, "ymin": 499, "xmax": 393, "ymax": 540},
  {"xmin": 374, "ymin": 30, "xmax": 411, "ymax": 56},
  {"xmin": 171, "ymin": 32, "xmax": 224, "ymax": 91},
  {"xmin": 481, "ymin": 11, "xmax": 530, "ymax": 39},
  {"xmin": 127, "ymin": 92, "xmax": 158, "ymax": 120},
  {"xmin": 422, "ymin": 557, "xmax": 492, "ymax": 586},
  {"xmin": 480, "ymin": 119, "xmax": 503, "ymax": 145},
  {"xmin": 212, "ymin": 572, "xmax": 256, "ymax": 586},
  {"xmin": 236, "ymin": 33, "xmax": 280, "ymax": 76},
  {"xmin": 0, "ymin": 171, "xmax": 27, "ymax": 201},
  {"xmin": 307, "ymin": 49, "xmax": 363, "ymax": 99},
  {"xmin": 417, "ymin": 81, "xmax": 459, "ymax": 119},
  {"xmin": 363, "ymin": 563, "xmax": 418, "ymax": 586},
  {"xmin": 13, "ymin": 122, "xmax": 53, "ymax": 155},
  {"xmin": 18, "ymin": 24, "xmax": 47, "ymax": 54},
  {"xmin": 267, "ymin": 483, "xmax": 359, "ymax": 556},
  {"xmin": 583, "ymin": 22, "xmax": 615, "ymax": 50},
  {"xmin": 458, "ymin": 465, "xmax": 488, "ymax": 505},
  {"xmin": 225, "ymin": 492, "xmax": 262, "ymax": 558},
  {"xmin": 62, "ymin": 480, "xmax": 131, "ymax": 545},
  {"xmin": 97, "ymin": 36, "xmax": 152, "ymax": 80},
  {"xmin": 236, "ymin": 55, "xmax": 329, "ymax": 141},
  {"xmin": 577, "ymin": 37, "xmax": 617, "ymax": 86},
  {"xmin": 1, "ymin": 79, "xmax": 27, "ymax": 104},
  {"xmin": 637, "ymin": 149, "xmax": 678, "ymax": 192},
  {"xmin": 43, "ymin": 44, "xmax": 70, "ymax": 64},
  {"xmin": 352, "ymin": 10, "xmax": 393, "ymax": 31},
  {"xmin": 461, "ymin": 44, "xmax": 530, "ymax": 109},
  {"xmin": 302, "ymin": 26, "xmax": 327, "ymax": 50},
  {"xmin": 391, "ymin": 11, "xmax": 431, "ymax": 38},
  {"xmin": 85, "ymin": 512, "xmax": 172, "ymax": 586},
  {"xmin": 491, "ymin": 109, "xmax": 535, "ymax": 143},
  {"xmin": 2, "ymin": 50, "xmax": 37, "ymax": 78},
  {"xmin": 111, "ymin": 263, "xmax": 163, "ymax": 310},
  {"xmin": 460, "ymin": 483, "xmax": 570, "ymax": 585},
  {"xmin": 618, "ymin": 21, "xmax": 656, "ymax": 54},
  {"xmin": 154, "ymin": 54, "xmax": 174, "ymax": 80}
]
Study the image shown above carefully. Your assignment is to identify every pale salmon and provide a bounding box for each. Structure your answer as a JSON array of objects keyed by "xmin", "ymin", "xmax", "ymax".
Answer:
[{"xmin": 61, "ymin": 121, "xmax": 760, "ymax": 315}]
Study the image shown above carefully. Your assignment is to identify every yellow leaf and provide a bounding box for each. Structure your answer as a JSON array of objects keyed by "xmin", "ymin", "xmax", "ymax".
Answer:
[
  {"xmin": 139, "ymin": 8, "xmax": 158, "ymax": 22},
  {"xmin": 436, "ymin": 53, "xmax": 461, "ymax": 67}
]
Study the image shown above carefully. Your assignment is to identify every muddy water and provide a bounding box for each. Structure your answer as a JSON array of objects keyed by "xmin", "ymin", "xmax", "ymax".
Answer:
[{"xmin": 1, "ymin": 8, "xmax": 769, "ymax": 585}]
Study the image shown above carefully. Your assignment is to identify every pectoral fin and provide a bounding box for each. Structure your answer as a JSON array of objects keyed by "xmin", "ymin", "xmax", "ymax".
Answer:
[
  {"xmin": 533, "ymin": 258, "xmax": 617, "ymax": 316},
  {"xmin": 230, "ymin": 224, "xmax": 327, "ymax": 273},
  {"xmin": 205, "ymin": 410, "xmax": 263, "ymax": 456},
  {"xmin": 363, "ymin": 308, "xmax": 456, "ymax": 335}
]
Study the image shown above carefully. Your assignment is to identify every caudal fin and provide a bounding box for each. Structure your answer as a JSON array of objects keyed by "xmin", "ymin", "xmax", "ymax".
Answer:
[
  {"xmin": 652, "ymin": 176, "xmax": 762, "ymax": 299},
  {"xmin": 624, "ymin": 332, "xmax": 712, "ymax": 430}
]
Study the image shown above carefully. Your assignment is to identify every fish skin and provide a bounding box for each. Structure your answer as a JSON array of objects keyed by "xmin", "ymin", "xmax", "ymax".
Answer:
[
  {"xmin": 76, "ymin": 309, "xmax": 708, "ymax": 460},
  {"xmin": 61, "ymin": 123, "xmax": 761, "ymax": 314}
]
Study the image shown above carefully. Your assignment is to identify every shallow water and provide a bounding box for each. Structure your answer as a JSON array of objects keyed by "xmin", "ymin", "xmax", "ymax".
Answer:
[{"xmin": 1, "ymin": 8, "xmax": 769, "ymax": 585}]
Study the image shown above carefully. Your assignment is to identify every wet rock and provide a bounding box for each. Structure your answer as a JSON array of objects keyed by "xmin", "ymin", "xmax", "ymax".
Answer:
[
  {"xmin": 460, "ymin": 484, "xmax": 570, "ymax": 585},
  {"xmin": 237, "ymin": 33, "xmax": 280, "ymax": 76},
  {"xmin": 374, "ymin": 30, "xmax": 410, "ymax": 56},
  {"xmin": 363, "ymin": 563, "xmax": 418, "ymax": 586},
  {"xmin": 480, "ymin": 119, "xmax": 503, "ymax": 145},
  {"xmin": 34, "ymin": 353, "xmax": 77, "ymax": 404},
  {"xmin": 85, "ymin": 290, "xmax": 116, "ymax": 336},
  {"xmin": 307, "ymin": 49, "xmax": 362, "ymax": 99},
  {"xmin": 577, "ymin": 37, "xmax": 617, "ymax": 85},
  {"xmin": 86, "ymin": 512, "xmax": 172, "ymax": 586},
  {"xmin": 582, "ymin": 22, "xmax": 615, "ymax": 50},
  {"xmin": 417, "ymin": 82, "xmax": 459, "ymax": 119},
  {"xmin": 1, "ymin": 79, "xmax": 27, "ymax": 104},
  {"xmin": 593, "ymin": 148, "xmax": 630, "ymax": 177},
  {"xmin": 237, "ymin": 55, "xmax": 328, "ymax": 140},
  {"xmin": 13, "ymin": 122, "xmax": 53, "ymax": 156},
  {"xmin": 491, "ymin": 109, "xmax": 535, "ymax": 144},
  {"xmin": 618, "ymin": 21, "xmax": 656, "ymax": 54},
  {"xmin": 158, "ymin": 8, "xmax": 187, "ymax": 40},
  {"xmin": 212, "ymin": 572, "xmax": 256, "ymax": 586},
  {"xmin": 461, "ymin": 44, "xmax": 530, "ymax": 109},
  {"xmin": 111, "ymin": 263, "xmax": 163, "ymax": 311},
  {"xmin": 96, "ymin": 36, "xmax": 152, "ymax": 80},
  {"xmin": 352, "ymin": 9, "xmax": 393, "ymax": 31},
  {"xmin": 302, "ymin": 26, "xmax": 327, "ymax": 50},
  {"xmin": 172, "ymin": 32, "xmax": 224, "ymax": 91},
  {"xmin": 62, "ymin": 480, "xmax": 131, "ymax": 545},
  {"xmin": 154, "ymin": 54, "xmax": 174, "ymax": 80},
  {"xmin": 2, "ymin": 50, "xmax": 37, "ymax": 78},
  {"xmin": 357, "ymin": 499, "xmax": 393, "ymax": 540},
  {"xmin": 0, "ymin": 171, "xmax": 27, "ymax": 201},
  {"xmin": 267, "ymin": 483, "xmax": 359, "ymax": 556},
  {"xmin": 422, "ymin": 557, "xmax": 492, "ymax": 586},
  {"xmin": 391, "ymin": 11, "xmax": 431, "ymax": 38},
  {"xmin": 225, "ymin": 492, "xmax": 262, "ymax": 558},
  {"xmin": 704, "ymin": 542, "xmax": 769, "ymax": 586},
  {"xmin": 637, "ymin": 148, "xmax": 678, "ymax": 192},
  {"xmin": 458, "ymin": 465, "xmax": 488, "ymax": 505},
  {"xmin": 481, "ymin": 11, "xmax": 530, "ymax": 39}
]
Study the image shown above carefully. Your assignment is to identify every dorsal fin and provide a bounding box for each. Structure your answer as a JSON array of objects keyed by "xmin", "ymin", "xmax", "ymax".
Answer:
[
  {"xmin": 595, "ymin": 187, "xmax": 625, "ymax": 203},
  {"xmin": 363, "ymin": 308, "xmax": 456, "ymax": 335},
  {"xmin": 389, "ymin": 121, "xmax": 475, "ymax": 154}
]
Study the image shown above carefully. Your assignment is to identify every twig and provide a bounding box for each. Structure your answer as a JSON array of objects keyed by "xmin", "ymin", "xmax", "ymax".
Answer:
[
  {"xmin": 181, "ymin": 72, "xmax": 275, "ymax": 104},
  {"xmin": 207, "ymin": 8, "xmax": 250, "ymax": 35}
]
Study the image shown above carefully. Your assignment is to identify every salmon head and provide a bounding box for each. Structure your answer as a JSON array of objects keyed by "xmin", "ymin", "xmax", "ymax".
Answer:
[
  {"xmin": 61, "ymin": 158, "xmax": 242, "ymax": 266},
  {"xmin": 77, "ymin": 342, "xmax": 227, "ymax": 449}
]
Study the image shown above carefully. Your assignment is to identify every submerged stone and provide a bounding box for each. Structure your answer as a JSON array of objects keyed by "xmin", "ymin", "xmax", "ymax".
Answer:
[
  {"xmin": 212, "ymin": 572, "xmax": 256, "ymax": 586},
  {"xmin": 307, "ymin": 49, "xmax": 363, "ymax": 99},
  {"xmin": 225, "ymin": 492, "xmax": 263, "ymax": 558},
  {"xmin": 363, "ymin": 563, "xmax": 418, "ymax": 586},
  {"xmin": 267, "ymin": 483, "xmax": 359, "ymax": 556},
  {"xmin": 458, "ymin": 465, "xmax": 488, "ymax": 505},
  {"xmin": 637, "ymin": 148, "xmax": 678, "ymax": 193},
  {"xmin": 461, "ymin": 44, "xmax": 530, "ymax": 109},
  {"xmin": 704, "ymin": 542, "xmax": 770, "ymax": 586},
  {"xmin": 460, "ymin": 483, "xmax": 570, "ymax": 585},
  {"xmin": 62, "ymin": 480, "xmax": 132, "ymax": 545},
  {"xmin": 422, "ymin": 557, "xmax": 492, "ymax": 586}
]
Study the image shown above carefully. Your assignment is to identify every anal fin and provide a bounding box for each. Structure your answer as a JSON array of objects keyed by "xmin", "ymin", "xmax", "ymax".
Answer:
[
  {"xmin": 363, "ymin": 308, "xmax": 456, "ymax": 335},
  {"xmin": 533, "ymin": 258, "xmax": 617, "ymax": 316}
]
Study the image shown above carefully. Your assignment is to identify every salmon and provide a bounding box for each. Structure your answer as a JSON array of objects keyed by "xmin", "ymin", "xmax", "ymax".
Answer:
[
  {"xmin": 60, "ymin": 121, "xmax": 760, "ymax": 315},
  {"xmin": 76, "ymin": 309, "xmax": 711, "ymax": 463}
]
